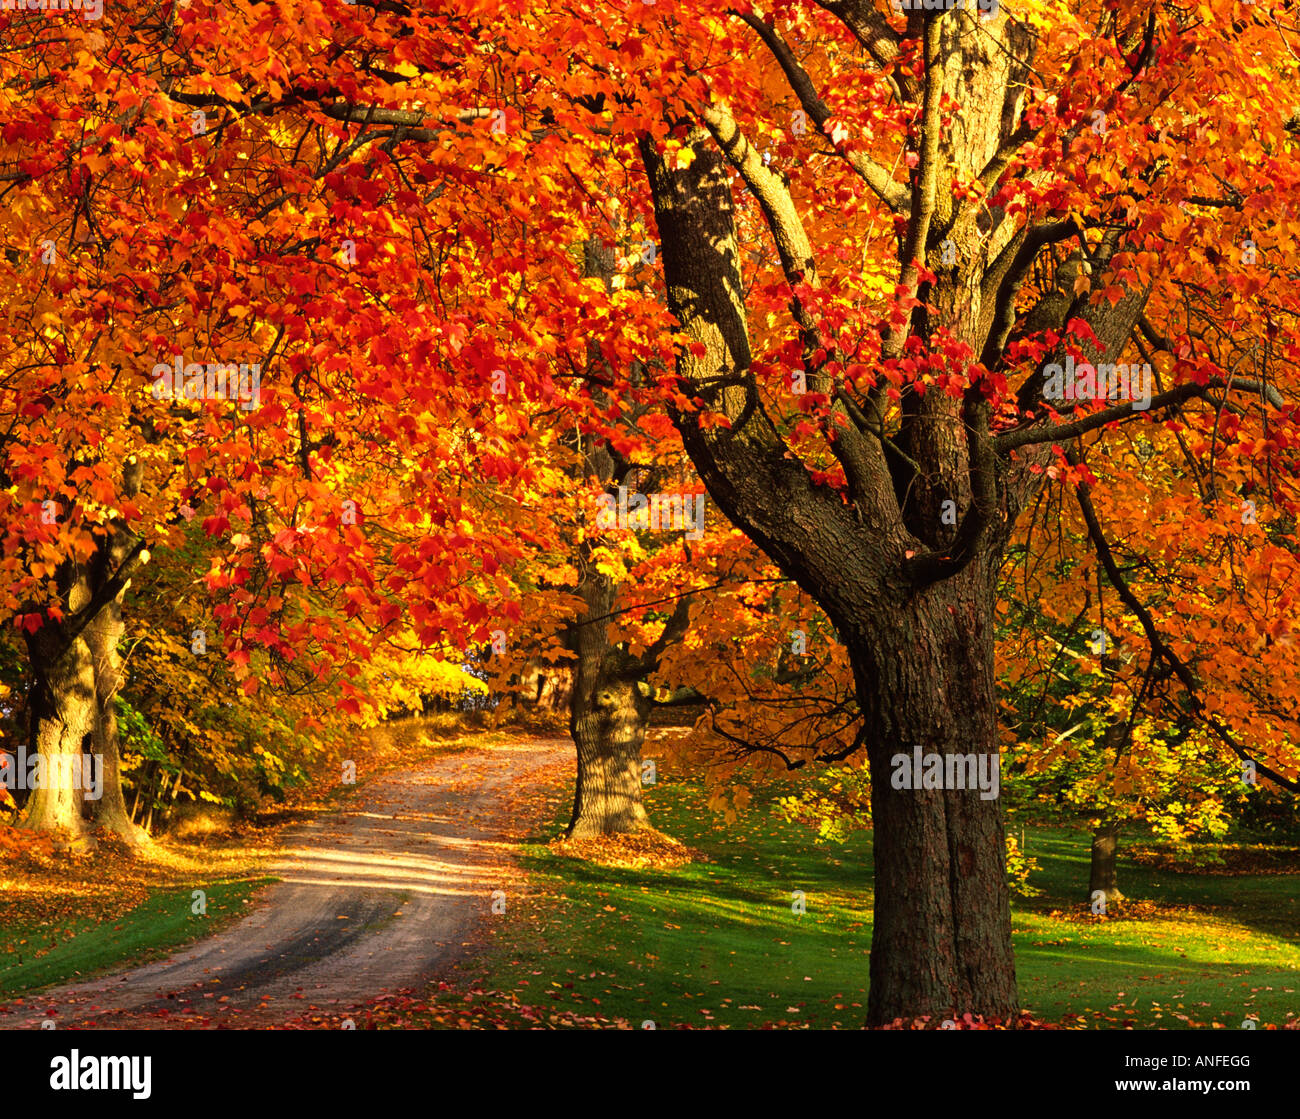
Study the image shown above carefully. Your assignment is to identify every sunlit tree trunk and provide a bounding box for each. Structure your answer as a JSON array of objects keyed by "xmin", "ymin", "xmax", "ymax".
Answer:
[
  {"xmin": 85, "ymin": 608, "xmax": 150, "ymax": 847},
  {"xmin": 1088, "ymin": 820, "xmax": 1123, "ymax": 906},
  {"xmin": 565, "ymin": 566, "xmax": 654, "ymax": 838},
  {"xmin": 84, "ymin": 455, "xmax": 150, "ymax": 846},
  {"xmin": 21, "ymin": 574, "xmax": 98, "ymax": 840},
  {"xmin": 21, "ymin": 456, "xmax": 148, "ymax": 843}
]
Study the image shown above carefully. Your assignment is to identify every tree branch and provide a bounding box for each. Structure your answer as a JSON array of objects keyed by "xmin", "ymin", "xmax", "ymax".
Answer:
[
  {"xmin": 1073, "ymin": 458, "xmax": 1300, "ymax": 795},
  {"xmin": 994, "ymin": 376, "xmax": 1286, "ymax": 455},
  {"xmin": 701, "ymin": 100, "xmax": 883, "ymax": 502},
  {"xmin": 59, "ymin": 539, "xmax": 148, "ymax": 653},
  {"xmin": 734, "ymin": 11, "xmax": 909, "ymax": 212}
]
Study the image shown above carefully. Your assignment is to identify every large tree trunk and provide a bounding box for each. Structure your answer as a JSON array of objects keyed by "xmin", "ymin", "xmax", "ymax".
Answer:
[
  {"xmin": 1088, "ymin": 820, "xmax": 1123, "ymax": 907},
  {"xmin": 640, "ymin": 107, "xmax": 1025, "ymax": 1023},
  {"xmin": 21, "ymin": 455, "xmax": 149, "ymax": 845},
  {"xmin": 850, "ymin": 561, "xmax": 1017, "ymax": 1026},
  {"xmin": 567, "ymin": 674, "xmax": 653, "ymax": 838},
  {"xmin": 21, "ymin": 582, "xmax": 98, "ymax": 841},
  {"xmin": 564, "ymin": 565, "xmax": 653, "ymax": 838},
  {"xmin": 635, "ymin": 6, "xmax": 1160, "ymax": 1024}
]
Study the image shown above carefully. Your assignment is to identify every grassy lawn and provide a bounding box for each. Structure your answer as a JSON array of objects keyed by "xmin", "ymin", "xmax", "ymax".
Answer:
[
  {"xmin": 1015, "ymin": 830, "xmax": 1299, "ymax": 1028},
  {"xmin": 446, "ymin": 766, "xmax": 1299, "ymax": 1030},
  {"xmin": 0, "ymin": 876, "xmax": 271, "ymax": 1002}
]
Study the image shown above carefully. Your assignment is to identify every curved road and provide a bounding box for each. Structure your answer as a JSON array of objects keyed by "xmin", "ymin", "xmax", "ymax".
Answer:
[{"xmin": 1, "ymin": 735, "xmax": 570, "ymax": 1029}]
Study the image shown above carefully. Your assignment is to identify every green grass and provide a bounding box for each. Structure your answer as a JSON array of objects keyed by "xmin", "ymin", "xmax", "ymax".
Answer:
[
  {"xmin": 501, "ymin": 797, "xmax": 874, "ymax": 1030},
  {"xmin": 455, "ymin": 774, "xmax": 1299, "ymax": 1029},
  {"xmin": 0, "ymin": 877, "xmax": 272, "ymax": 1001},
  {"xmin": 1014, "ymin": 830, "xmax": 1299, "ymax": 1028}
]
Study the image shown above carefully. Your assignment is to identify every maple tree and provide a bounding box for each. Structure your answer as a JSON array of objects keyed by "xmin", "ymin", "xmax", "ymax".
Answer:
[
  {"xmin": 610, "ymin": 0, "xmax": 1300, "ymax": 1024},
  {"xmin": 489, "ymin": 371, "xmax": 775, "ymax": 838},
  {"xmin": 480, "ymin": 236, "xmax": 698, "ymax": 839},
  {"xmin": 3, "ymin": 0, "xmax": 1300, "ymax": 1033},
  {"xmin": 0, "ymin": 0, "xmax": 558, "ymax": 840}
]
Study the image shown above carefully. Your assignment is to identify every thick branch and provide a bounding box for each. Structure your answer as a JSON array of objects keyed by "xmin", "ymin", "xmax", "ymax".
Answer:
[
  {"xmin": 701, "ymin": 101, "xmax": 882, "ymax": 501},
  {"xmin": 884, "ymin": 14, "xmax": 945, "ymax": 362},
  {"xmin": 637, "ymin": 595, "xmax": 693, "ymax": 674},
  {"xmin": 59, "ymin": 538, "xmax": 148, "ymax": 653},
  {"xmin": 979, "ymin": 220, "xmax": 1081, "ymax": 369},
  {"xmin": 650, "ymin": 685, "xmax": 710, "ymax": 708},
  {"xmin": 903, "ymin": 393, "xmax": 997, "ymax": 586},
  {"xmin": 813, "ymin": 1, "xmax": 908, "ymax": 96}
]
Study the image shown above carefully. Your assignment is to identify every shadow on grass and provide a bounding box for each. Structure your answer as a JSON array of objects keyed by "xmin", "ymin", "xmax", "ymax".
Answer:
[{"xmin": 500, "ymin": 777, "xmax": 1297, "ymax": 1028}]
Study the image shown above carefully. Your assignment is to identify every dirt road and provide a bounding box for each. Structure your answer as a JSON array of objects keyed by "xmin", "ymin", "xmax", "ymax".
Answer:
[{"xmin": 1, "ymin": 735, "xmax": 571, "ymax": 1029}]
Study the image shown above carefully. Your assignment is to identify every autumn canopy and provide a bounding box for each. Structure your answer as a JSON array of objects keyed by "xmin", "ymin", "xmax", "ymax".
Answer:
[{"xmin": 2, "ymin": 0, "xmax": 1299, "ymax": 1028}]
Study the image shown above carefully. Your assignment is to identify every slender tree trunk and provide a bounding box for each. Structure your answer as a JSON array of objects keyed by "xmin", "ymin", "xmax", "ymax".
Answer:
[
  {"xmin": 1088, "ymin": 820, "xmax": 1123, "ymax": 905},
  {"xmin": 1088, "ymin": 720, "xmax": 1128, "ymax": 905},
  {"xmin": 539, "ymin": 668, "xmax": 572, "ymax": 712},
  {"xmin": 86, "ymin": 608, "xmax": 150, "ymax": 848},
  {"xmin": 513, "ymin": 662, "xmax": 573, "ymax": 714},
  {"xmin": 162, "ymin": 768, "xmax": 184, "ymax": 827}
]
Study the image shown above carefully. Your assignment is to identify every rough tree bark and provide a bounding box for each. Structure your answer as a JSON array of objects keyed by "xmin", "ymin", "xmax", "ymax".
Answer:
[
  {"xmin": 1088, "ymin": 820, "xmax": 1124, "ymax": 906},
  {"xmin": 21, "ymin": 577, "xmax": 99, "ymax": 841},
  {"xmin": 562, "ymin": 237, "xmax": 695, "ymax": 838},
  {"xmin": 565, "ymin": 566, "xmax": 654, "ymax": 837},
  {"xmin": 20, "ymin": 458, "xmax": 148, "ymax": 843},
  {"xmin": 641, "ymin": 127, "xmax": 1019, "ymax": 1022},
  {"xmin": 563, "ymin": 447, "xmax": 694, "ymax": 837},
  {"xmin": 565, "ymin": 582, "xmax": 692, "ymax": 837},
  {"xmin": 848, "ymin": 562, "xmax": 1015, "ymax": 1024}
]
